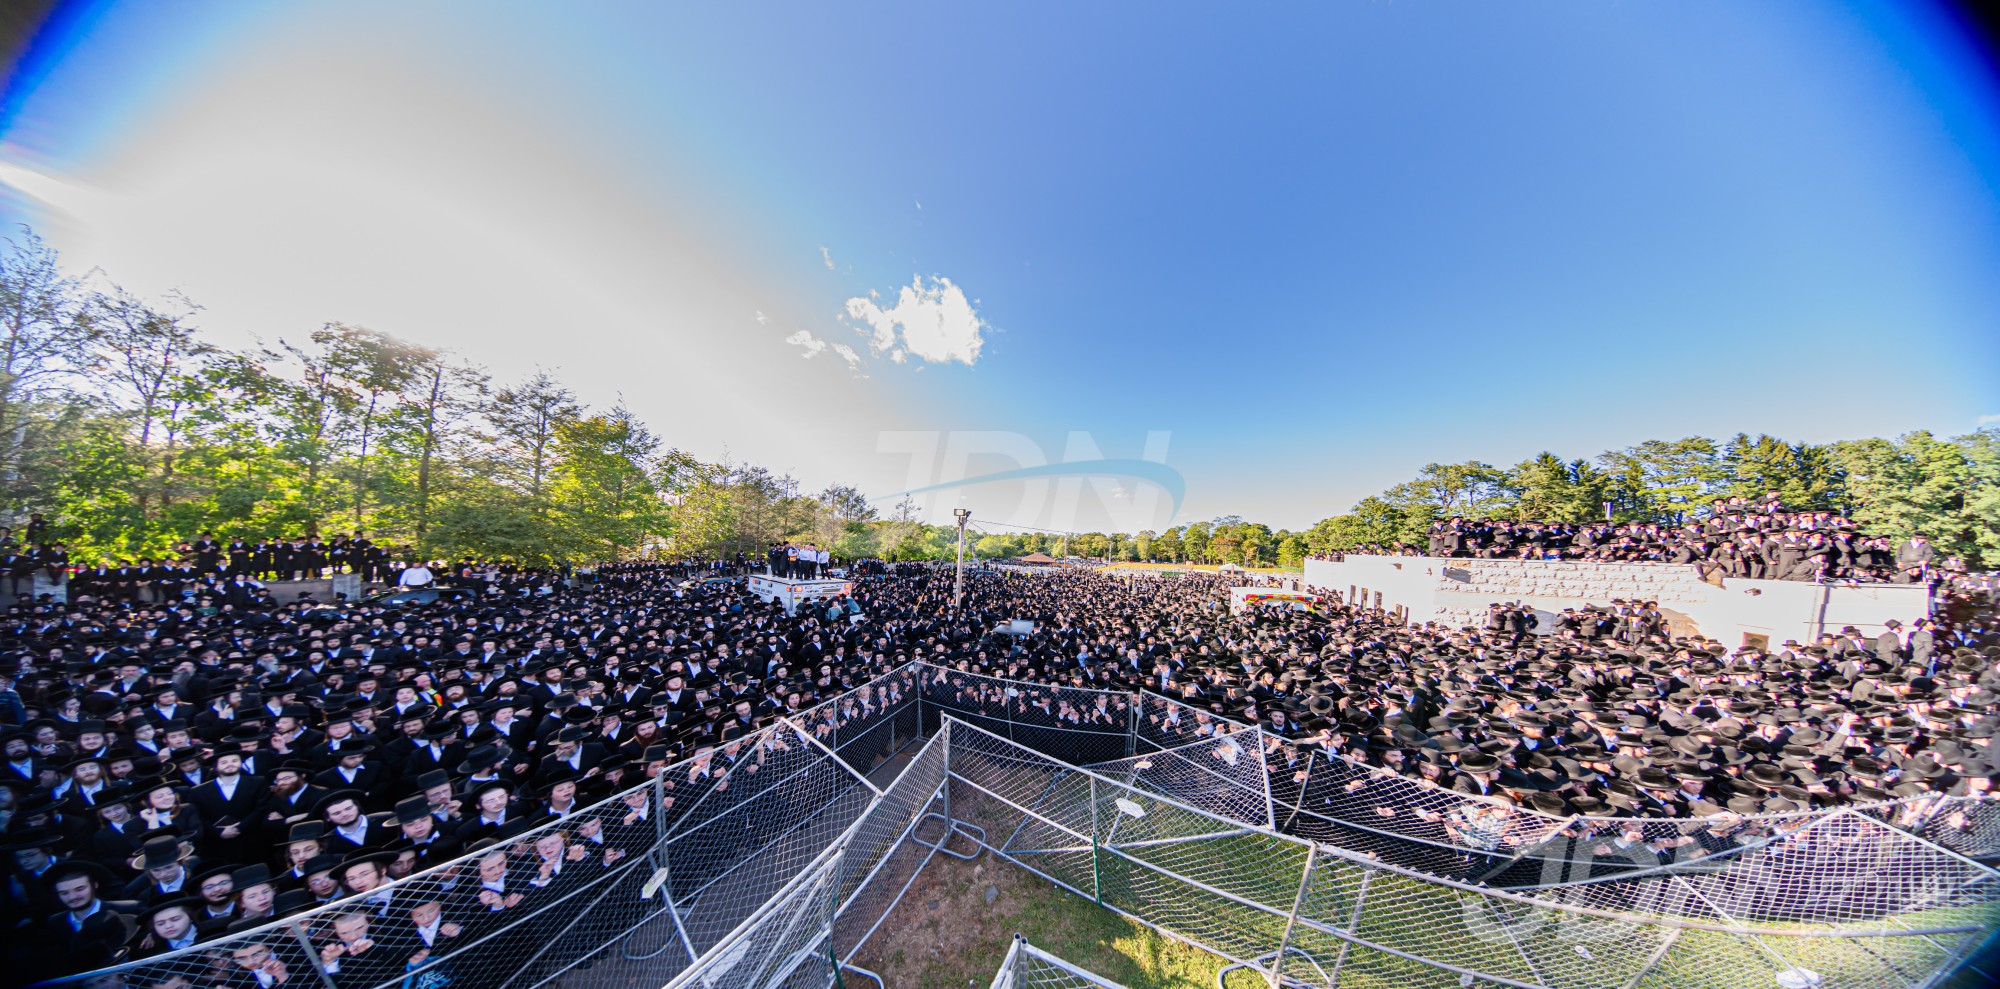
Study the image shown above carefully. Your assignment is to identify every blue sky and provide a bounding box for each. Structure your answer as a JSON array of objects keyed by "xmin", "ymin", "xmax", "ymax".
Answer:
[{"xmin": 2, "ymin": 1, "xmax": 1997, "ymax": 533}]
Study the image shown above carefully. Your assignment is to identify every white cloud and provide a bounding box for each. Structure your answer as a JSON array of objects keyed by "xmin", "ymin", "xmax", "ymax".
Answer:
[
  {"xmin": 783, "ymin": 328, "xmax": 827, "ymax": 358},
  {"xmin": 819, "ymin": 245, "xmax": 834, "ymax": 270},
  {"xmin": 754, "ymin": 310, "xmax": 769, "ymax": 324},
  {"xmin": 1978, "ymin": 413, "xmax": 2000, "ymax": 427},
  {"xmin": 843, "ymin": 274, "xmax": 985, "ymax": 366},
  {"xmin": 784, "ymin": 328, "xmax": 864, "ymax": 374}
]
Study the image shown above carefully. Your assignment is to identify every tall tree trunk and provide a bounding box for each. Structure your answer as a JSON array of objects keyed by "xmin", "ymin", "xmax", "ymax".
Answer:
[
  {"xmin": 353, "ymin": 391, "xmax": 379, "ymax": 531},
  {"xmin": 415, "ymin": 367, "xmax": 442, "ymax": 545}
]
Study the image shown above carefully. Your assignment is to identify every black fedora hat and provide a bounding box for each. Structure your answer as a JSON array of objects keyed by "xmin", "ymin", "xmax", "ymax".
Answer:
[{"xmin": 455, "ymin": 745, "xmax": 504, "ymax": 775}]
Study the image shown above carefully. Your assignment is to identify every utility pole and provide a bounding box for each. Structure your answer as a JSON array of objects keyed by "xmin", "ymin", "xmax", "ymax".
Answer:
[{"xmin": 953, "ymin": 508, "xmax": 971, "ymax": 611}]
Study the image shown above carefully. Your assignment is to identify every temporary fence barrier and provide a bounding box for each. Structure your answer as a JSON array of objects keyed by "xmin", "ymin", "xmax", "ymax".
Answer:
[
  {"xmin": 943, "ymin": 715, "xmax": 1998, "ymax": 989},
  {"xmin": 33, "ymin": 670, "xmax": 927, "ymax": 989},
  {"xmin": 987, "ymin": 937, "xmax": 1132, "ymax": 989},
  {"xmin": 1118, "ymin": 684, "xmax": 2000, "ymax": 907}
]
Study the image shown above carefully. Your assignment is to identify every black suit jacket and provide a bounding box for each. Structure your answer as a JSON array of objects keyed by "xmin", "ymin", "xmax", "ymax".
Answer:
[{"xmin": 188, "ymin": 774, "xmax": 265, "ymax": 838}]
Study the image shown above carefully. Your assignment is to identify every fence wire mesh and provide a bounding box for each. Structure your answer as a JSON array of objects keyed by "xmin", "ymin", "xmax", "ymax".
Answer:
[
  {"xmin": 928, "ymin": 676, "xmax": 1992, "ymax": 916},
  {"xmin": 987, "ymin": 938, "xmax": 1134, "ymax": 989},
  {"xmin": 34, "ymin": 668, "xmax": 927, "ymax": 989},
  {"xmin": 919, "ymin": 665, "xmax": 1133, "ymax": 765},
  {"xmin": 1092, "ymin": 725, "xmax": 1273, "ymax": 829},
  {"xmin": 944, "ymin": 715, "xmax": 1999, "ymax": 989}
]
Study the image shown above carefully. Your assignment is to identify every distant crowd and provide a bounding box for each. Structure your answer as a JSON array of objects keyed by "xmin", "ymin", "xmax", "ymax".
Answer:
[{"xmin": 1314, "ymin": 494, "xmax": 1952, "ymax": 582}]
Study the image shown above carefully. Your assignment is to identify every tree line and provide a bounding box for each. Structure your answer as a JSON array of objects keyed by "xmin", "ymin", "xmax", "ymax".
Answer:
[
  {"xmin": 4, "ymin": 226, "xmax": 1992, "ymax": 569},
  {"xmin": 1298, "ymin": 432, "xmax": 1999, "ymax": 567},
  {"xmin": 0, "ymin": 228, "xmax": 907, "ymax": 565}
]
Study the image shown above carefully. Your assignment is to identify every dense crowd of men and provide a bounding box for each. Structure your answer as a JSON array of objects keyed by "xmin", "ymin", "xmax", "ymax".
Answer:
[
  {"xmin": 1314, "ymin": 495, "xmax": 1953, "ymax": 583},
  {"xmin": 10, "ymin": 533, "xmax": 433, "ymax": 609},
  {"xmin": 0, "ymin": 544, "xmax": 1993, "ymax": 981}
]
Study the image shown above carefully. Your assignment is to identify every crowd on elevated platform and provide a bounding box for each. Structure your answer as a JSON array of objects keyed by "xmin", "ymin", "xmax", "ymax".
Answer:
[{"xmin": 1315, "ymin": 495, "xmax": 1958, "ymax": 583}]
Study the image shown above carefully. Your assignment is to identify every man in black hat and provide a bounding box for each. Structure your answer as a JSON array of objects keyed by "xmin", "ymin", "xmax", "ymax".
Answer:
[
  {"xmin": 399, "ymin": 721, "xmax": 464, "ymax": 788},
  {"xmin": 192, "ymin": 864, "xmax": 239, "ymax": 927},
  {"xmin": 259, "ymin": 759, "xmax": 327, "ymax": 832},
  {"xmin": 87, "ymin": 785, "xmax": 148, "ymax": 867},
  {"xmin": 1875, "ymin": 620, "xmax": 1906, "ymax": 665},
  {"xmin": 130, "ymin": 896, "xmax": 206, "ymax": 957},
  {"xmin": 385, "ymin": 795, "xmax": 461, "ymax": 869},
  {"xmin": 232, "ymin": 864, "xmax": 282, "ymax": 929},
  {"xmin": 121, "ymin": 835, "xmax": 194, "ymax": 902},
  {"xmin": 315, "ymin": 910, "xmax": 409, "ymax": 989},
  {"xmin": 315, "ymin": 791, "xmax": 389, "ymax": 853},
  {"xmin": 190, "ymin": 750, "xmax": 263, "ymax": 861},
  {"xmin": 456, "ymin": 780, "xmax": 521, "ymax": 844},
  {"xmin": 312, "ymin": 742, "xmax": 383, "ymax": 797},
  {"xmin": 534, "ymin": 726, "xmax": 604, "ymax": 785}
]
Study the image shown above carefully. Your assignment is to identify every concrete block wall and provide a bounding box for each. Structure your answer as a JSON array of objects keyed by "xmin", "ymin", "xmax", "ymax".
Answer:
[{"xmin": 1434, "ymin": 559, "xmax": 1709, "ymax": 605}]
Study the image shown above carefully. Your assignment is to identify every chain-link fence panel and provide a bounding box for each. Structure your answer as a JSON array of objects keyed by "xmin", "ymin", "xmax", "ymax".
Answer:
[
  {"xmin": 1090, "ymin": 725, "xmax": 1273, "ymax": 828},
  {"xmin": 28, "ymin": 739, "xmax": 772, "ymax": 989},
  {"xmin": 1911, "ymin": 795, "xmax": 2000, "ymax": 863},
  {"xmin": 920, "ymin": 664, "xmax": 1133, "ymax": 765},
  {"xmin": 27, "ymin": 709, "xmax": 889, "ymax": 989},
  {"xmin": 675, "ymin": 723, "xmax": 957, "ymax": 989},
  {"xmin": 35, "ymin": 660, "xmax": 1996, "ymax": 989},
  {"xmin": 988, "ymin": 937, "xmax": 1134, "ymax": 989},
  {"xmin": 1129, "ymin": 691, "xmax": 1999, "ymax": 891},
  {"xmin": 1135, "ymin": 692, "xmax": 1241, "ymax": 754},
  {"xmin": 660, "ymin": 721, "xmax": 875, "ymax": 956},
  {"xmin": 831, "ymin": 724, "xmax": 952, "ymax": 963},
  {"xmin": 789, "ymin": 665, "xmax": 922, "ymax": 779},
  {"xmin": 664, "ymin": 852, "xmax": 841, "ymax": 989},
  {"xmin": 1510, "ymin": 810, "xmax": 2000, "ymax": 930},
  {"xmin": 943, "ymin": 715, "xmax": 1996, "ymax": 989}
]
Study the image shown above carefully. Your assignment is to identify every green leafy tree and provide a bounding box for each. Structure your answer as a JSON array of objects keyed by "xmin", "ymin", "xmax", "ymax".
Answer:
[
  {"xmin": 1597, "ymin": 437, "xmax": 1722, "ymax": 523},
  {"xmin": 1501, "ymin": 452, "xmax": 1612, "ymax": 523},
  {"xmin": 547, "ymin": 406, "xmax": 667, "ymax": 562},
  {"xmin": 1719, "ymin": 433, "xmax": 1844, "ymax": 510},
  {"xmin": 1830, "ymin": 431, "xmax": 1983, "ymax": 564},
  {"xmin": 1181, "ymin": 522, "xmax": 1210, "ymax": 563}
]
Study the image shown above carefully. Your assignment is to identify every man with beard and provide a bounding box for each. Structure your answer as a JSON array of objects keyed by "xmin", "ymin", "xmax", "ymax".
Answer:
[
  {"xmin": 190, "ymin": 751, "xmax": 263, "ymax": 863},
  {"xmin": 315, "ymin": 791, "xmax": 391, "ymax": 853},
  {"xmin": 259, "ymin": 760, "xmax": 327, "ymax": 832}
]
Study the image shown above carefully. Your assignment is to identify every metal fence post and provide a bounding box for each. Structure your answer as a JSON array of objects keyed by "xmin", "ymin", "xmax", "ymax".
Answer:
[
  {"xmin": 286, "ymin": 919, "xmax": 342, "ymax": 989},
  {"xmin": 1327, "ymin": 867, "xmax": 1373, "ymax": 987},
  {"xmin": 1280, "ymin": 749, "xmax": 1317, "ymax": 833},
  {"xmin": 651, "ymin": 767, "xmax": 670, "ymax": 846},
  {"xmin": 1089, "ymin": 776, "xmax": 1103, "ymax": 907},
  {"xmin": 1270, "ymin": 849, "xmax": 1317, "ymax": 989},
  {"xmin": 941, "ymin": 719, "xmax": 954, "ymax": 841},
  {"xmin": 1126, "ymin": 693, "xmax": 1140, "ymax": 758}
]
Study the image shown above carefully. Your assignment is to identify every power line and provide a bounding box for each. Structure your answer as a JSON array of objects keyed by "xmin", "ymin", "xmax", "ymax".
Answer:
[{"xmin": 960, "ymin": 518, "xmax": 1088, "ymax": 536}]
